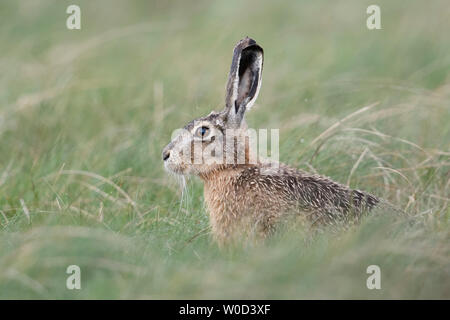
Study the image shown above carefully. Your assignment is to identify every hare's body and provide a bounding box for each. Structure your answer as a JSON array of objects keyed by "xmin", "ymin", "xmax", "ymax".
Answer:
[
  {"xmin": 201, "ymin": 163, "xmax": 379, "ymax": 241},
  {"xmin": 163, "ymin": 37, "xmax": 385, "ymax": 243}
]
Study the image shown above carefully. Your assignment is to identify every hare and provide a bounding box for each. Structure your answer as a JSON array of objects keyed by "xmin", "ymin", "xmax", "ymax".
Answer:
[{"xmin": 162, "ymin": 37, "xmax": 384, "ymax": 243}]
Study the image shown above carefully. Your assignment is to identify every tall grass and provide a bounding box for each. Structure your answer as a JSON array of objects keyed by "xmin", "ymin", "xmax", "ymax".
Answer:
[{"xmin": 0, "ymin": 0, "xmax": 449, "ymax": 299}]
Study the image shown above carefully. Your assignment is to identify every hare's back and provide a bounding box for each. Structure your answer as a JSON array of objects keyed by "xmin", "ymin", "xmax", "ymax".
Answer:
[{"xmin": 236, "ymin": 163, "xmax": 379, "ymax": 219}]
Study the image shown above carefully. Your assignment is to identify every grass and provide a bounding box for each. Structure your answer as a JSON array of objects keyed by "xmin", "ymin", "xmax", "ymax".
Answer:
[{"xmin": 0, "ymin": 0, "xmax": 449, "ymax": 299}]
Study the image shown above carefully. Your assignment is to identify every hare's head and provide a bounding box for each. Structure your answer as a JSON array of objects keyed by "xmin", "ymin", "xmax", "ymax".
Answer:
[{"xmin": 162, "ymin": 37, "xmax": 264, "ymax": 177}]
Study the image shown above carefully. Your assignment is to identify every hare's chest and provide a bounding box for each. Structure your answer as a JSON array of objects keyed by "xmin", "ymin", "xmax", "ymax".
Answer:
[
  {"xmin": 203, "ymin": 176, "xmax": 249, "ymax": 236},
  {"xmin": 204, "ymin": 178, "xmax": 239, "ymax": 218}
]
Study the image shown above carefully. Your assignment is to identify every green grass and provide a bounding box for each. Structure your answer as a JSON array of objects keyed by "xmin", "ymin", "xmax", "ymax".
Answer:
[{"xmin": 0, "ymin": 0, "xmax": 449, "ymax": 299}]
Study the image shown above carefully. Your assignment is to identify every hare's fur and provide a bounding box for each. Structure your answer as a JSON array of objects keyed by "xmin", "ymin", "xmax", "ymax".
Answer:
[
  {"xmin": 202, "ymin": 163, "xmax": 379, "ymax": 242},
  {"xmin": 163, "ymin": 37, "xmax": 383, "ymax": 243}
]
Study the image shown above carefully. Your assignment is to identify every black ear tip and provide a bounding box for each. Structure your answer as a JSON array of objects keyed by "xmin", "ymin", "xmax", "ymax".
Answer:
[
  {"xmin": 239, "ymin": 36, "xmax": 256, "ymax": 45},
  {"xmin": 234, "ymin": 37, "xmax": 262, "ymax": 54},
  {"xmin": 245, "ymin": 36, "xmax": 255, "ymax": 44}
]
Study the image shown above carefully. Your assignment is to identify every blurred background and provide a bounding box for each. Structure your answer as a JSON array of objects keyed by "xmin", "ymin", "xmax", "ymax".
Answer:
[{"xmin": 0, "ymin": 0, "xmax": 449, "ymax": 299}]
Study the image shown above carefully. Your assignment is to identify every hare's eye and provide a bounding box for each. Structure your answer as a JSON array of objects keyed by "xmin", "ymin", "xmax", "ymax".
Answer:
[{"xmin": 195, "ymin": 126, "xmax": 210, "ymax": 139}]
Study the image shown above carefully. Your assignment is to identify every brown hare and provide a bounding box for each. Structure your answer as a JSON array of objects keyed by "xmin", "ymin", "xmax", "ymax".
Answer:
[{"xmin": 162, "ymin": 37, "xmax": 387, "ymax": 243}]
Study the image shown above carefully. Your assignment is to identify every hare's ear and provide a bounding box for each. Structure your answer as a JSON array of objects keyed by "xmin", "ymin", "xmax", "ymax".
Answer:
[{"xmin": 223, "ymin": 37, "xmax": 263, "ymax": 127}]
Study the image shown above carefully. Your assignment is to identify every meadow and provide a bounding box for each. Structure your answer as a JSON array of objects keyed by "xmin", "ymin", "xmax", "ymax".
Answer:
[{"xmin": 0, "ymin": 0, "xmax": 449, "ymax": 299}]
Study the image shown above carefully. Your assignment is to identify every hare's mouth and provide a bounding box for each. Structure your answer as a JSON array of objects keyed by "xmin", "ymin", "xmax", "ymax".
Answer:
[{"xmin": 164, "ymin": 161, "xmax": 187, "ymax": 175}]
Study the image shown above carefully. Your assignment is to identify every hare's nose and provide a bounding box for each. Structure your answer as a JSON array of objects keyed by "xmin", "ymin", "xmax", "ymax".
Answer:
[{"xmin": 162, "ymin": 150, "xmax": 170, "ymax": 161}]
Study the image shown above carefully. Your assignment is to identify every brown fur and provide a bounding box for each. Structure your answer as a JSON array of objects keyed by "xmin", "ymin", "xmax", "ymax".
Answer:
[{"xmin": 200, "ymin": 162, "xmax": 379, "ymax": 243}]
